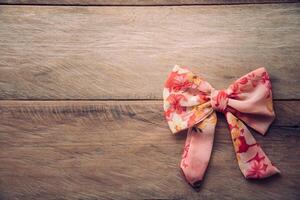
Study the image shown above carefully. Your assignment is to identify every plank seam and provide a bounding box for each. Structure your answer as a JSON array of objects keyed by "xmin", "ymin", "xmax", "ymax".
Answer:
[
  {"xmin": 0, "ymin": 99, "xmax": 298, "ymax": 101},
  {"xmin": 0, "ymin": 2, "xmax": 299, "ymax": 6}
]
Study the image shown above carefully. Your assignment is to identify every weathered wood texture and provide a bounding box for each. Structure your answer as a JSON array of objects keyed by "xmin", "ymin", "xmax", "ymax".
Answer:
[
  {"xmin": 0, "ymin": 100, "xmax": 299, "ymax": 200},
  {"xmin": 0, "ymin": 0, "xmax": 299, "ymax": 5},
  {"xmin": 0, "ymin": 4, "xmax": 299, "ymax": 100},
  {"xmin": 0, "ymin": 2, "xmax": 299, "ymax": 200}
]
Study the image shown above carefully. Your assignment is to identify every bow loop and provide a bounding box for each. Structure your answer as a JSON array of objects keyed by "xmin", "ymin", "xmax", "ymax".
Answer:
[
  {"xmin": 163, "ymin": 65, "xmax": 213, "ymax": 134},
  {"xmin": 163, "ymin": 65, "xmax": 279, "ymax": 187},
  {"xmin": 225, "ymin": 67, "xmax": 275, "ymax": 135}
]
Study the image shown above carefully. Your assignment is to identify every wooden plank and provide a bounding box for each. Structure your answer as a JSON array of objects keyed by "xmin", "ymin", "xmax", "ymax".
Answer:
[
  {"xmin": 0, "ymin": 100, "xmax": 299, "ymax": 199},
  {"xmin": 0, "ymin": 4, "xmax": 299, "ymax": 100},
  {"xmin": 0, "ymin": 0, "xmax": 299, "ymax": 6}
]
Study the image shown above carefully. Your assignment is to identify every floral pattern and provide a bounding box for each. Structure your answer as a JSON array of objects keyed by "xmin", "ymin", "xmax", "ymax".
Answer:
[
  {"xmin": 227, "ymin": 112, "xmax": 279, "ymax": 179},
  {"xmin": 163, "ymin": 65, "xmax": 280, "ymax": 186}
]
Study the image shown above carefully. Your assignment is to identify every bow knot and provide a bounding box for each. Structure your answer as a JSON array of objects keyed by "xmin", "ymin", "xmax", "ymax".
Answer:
[
  {"xmin": 210, "ymin": 88, "xmax": 228, "ymax": 113},
  {"xmin": 163, "ymin": 65, "xmax": 279, "ymax": 187}
]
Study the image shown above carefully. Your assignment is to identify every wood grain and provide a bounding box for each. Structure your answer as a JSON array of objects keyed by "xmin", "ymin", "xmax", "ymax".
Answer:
[
  {"xmin": 0, "ymin": 100, "xmax": 299, "ymax": 199},
  {"xmin": 0, "ymin": 4, "xmax": 299, "ymax": 100},
  {"xmin": 0, "ymin": 2, "xmax": 299, "ymax": 199},
  {"xmin": 0, "ymin": 0, "xmax": 299, "ymax": 5}
]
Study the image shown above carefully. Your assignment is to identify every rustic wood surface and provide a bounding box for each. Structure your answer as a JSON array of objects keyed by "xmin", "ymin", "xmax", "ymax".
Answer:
[
  {"xmin": 0, "ymin": 1, "xmax": 299, "ymax": 200},
  {"xmin": 0, "ymin": 0, "xmax": 300, "ymax": 5},
  {"xmin": 0, "ymin": 101, "xmax": 299, "ymax": 200},
  {"xmin": 0, "ymin": 4, "xmax": 300, "ymax": 99}
]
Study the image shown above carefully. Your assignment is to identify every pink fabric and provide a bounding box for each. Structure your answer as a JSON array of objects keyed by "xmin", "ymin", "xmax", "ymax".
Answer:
[{"xmin": 163, "ymin": 65, "xmax": 280, "ymax": 187}]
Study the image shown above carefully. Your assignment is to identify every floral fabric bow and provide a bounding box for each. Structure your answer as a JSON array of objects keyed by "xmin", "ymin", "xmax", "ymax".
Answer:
[{"xmin": 163, "ymin": 65, "xmax": 280, "ymax": 187}]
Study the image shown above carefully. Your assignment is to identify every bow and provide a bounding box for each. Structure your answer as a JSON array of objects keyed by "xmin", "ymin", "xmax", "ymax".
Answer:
[{"xmin": 163, "ymin": 65, "xmax": 280, "ymax": 187}]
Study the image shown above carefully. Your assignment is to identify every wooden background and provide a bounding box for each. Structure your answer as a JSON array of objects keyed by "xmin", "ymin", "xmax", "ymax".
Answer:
[{"xmin": 0, "ymin": 1, "xmax": 299, "ymax": 199}]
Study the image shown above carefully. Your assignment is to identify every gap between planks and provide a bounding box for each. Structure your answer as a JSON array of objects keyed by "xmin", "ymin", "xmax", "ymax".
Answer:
[
  {"xmin": 0, "ymin": 0, "xmax": 299, "ymax": 6},
  {"xmin": 0, "ymin": 99, "xmax": 299, "ymax": 101},
  {"xmin": 0, "ymin": 100, "xmax": 299, "ymax": 128}
]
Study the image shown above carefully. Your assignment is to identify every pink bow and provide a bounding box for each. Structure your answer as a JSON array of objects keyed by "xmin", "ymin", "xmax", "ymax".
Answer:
[{"xmin": 163, "ymin": 65, "xmax": 280, "ymax": 187}]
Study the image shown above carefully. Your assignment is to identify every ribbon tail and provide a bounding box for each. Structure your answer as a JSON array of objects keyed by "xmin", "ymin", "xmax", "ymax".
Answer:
[
  {"xmin": 180, "ymin": 112, "xmax": 217, "ymax": 187},
  {"xmin": 225, "ymin": 112, "xmax": 280, "ymax": 179}
]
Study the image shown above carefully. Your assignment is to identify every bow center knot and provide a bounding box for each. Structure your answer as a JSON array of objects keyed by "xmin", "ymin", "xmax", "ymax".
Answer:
[{"xmin": 210, "ymin": 88, "xmax": 228, "ymax": 113}]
